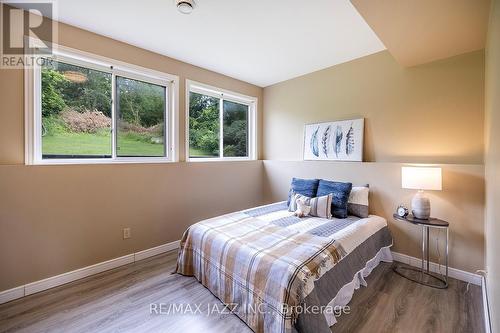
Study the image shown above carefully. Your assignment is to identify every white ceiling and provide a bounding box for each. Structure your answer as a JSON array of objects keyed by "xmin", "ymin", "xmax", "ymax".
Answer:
[{"xmin": 28, "ymin": 0, "xmax": 386, "ymax": 87}]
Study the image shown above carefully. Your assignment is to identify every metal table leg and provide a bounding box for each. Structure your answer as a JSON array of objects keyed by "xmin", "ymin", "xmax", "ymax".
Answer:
[
  {"xmin": 426, "ymin": 226, "xmax": 430, "ymax": 272},
  {"xmin": 393, "ymin": 224, "xmax": 448, "ymax": 289},
  {"xmin": 421, "ymin": 225, "xmax": 425, "ymax": 274},
  {"xmin": 445, "ymin": 227, "xmax": 449, "ymax": 284}
]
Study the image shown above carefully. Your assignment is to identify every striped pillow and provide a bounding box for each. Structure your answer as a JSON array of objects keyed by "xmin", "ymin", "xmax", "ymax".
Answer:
[
  {"xmin": 347, "ymin": 185, "xmax": 369, "ymax": 218},
  {"xmin": 288, "ymin": 192, "xmax": 333, "ymax": 219}
]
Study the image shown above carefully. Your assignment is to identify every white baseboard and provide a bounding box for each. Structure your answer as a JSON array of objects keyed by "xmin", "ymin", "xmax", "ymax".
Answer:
[
  {"xmin": 0, "ymin": 244, "xmax": 483, "ymax": 305},
  {"xmin": 0, "ymin": 286, "xmax": 25, "ymax": 305},
  {"xmin": 0, "ymin": 240, "xmax": 181, "ymax": 305},
  {"xmin": 482, "ymin": 276, "xmax": 492, "ymax": 333},
  {"xmin": 24, "ymin": 254, "xmax": 135, "ymax": 296},
  {"xmin": 134, "ymin": 240, "xmax": 180, "ymax": 261},
  {"xmin": 391, "ymin": 251, "xmax": 482, "ymax": 286}
]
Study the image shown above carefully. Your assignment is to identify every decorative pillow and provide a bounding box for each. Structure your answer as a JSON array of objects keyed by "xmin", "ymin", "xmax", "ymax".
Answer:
[
  {"xmin": 316, "ymin": 180, "xmax": 352, "ymax": 219},
  {"xmin": 287, "ymin": 178, "xmax": 320, "ymax": 205},
  {"xmin": 348, "ymin": 185, "xmax": 370, "ymax": 218},
  {"xmin": 288, "ymin": 192, "xmax": 332, "ymax": 219}
]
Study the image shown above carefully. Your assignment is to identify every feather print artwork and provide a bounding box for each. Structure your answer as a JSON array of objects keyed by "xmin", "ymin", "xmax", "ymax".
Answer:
[
  {"xmin": 334, "ymin": 125, "xmax": 343, "ymax": 158},
  {"xmin": 310, "ymin": 126, "xmax": 320, "ymax": 157},
  {"xmin": 322, "ymin": 125, "xmax": 331, "ymax": 157},
  {"xmin": 346, "ymin": 123, "xmax": 355, "ymax": 155},
  {"xmin": 304, "ymin": 118, "xmax": 363, "ymax": 161}
]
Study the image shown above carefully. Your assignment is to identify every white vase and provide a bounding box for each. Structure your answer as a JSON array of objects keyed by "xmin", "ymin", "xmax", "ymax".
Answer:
[{"xmin": 411, "ymin": 190, "xmax": 430, "ymax": 219}]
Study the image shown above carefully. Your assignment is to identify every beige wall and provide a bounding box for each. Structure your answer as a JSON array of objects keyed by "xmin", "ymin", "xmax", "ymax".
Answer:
[
  {"xmin": 485, "ymin": 0, "xmax": 500, "ymax": 331},
  {"xmin": 0, "ymin": 16, "xmax": 264, "ymax": 290},
  {"xmin": 0, "ymin": 7, "xmax": 489, "ymax": 296},
  {"xmin": 262, "ymin": 161, "xmax": 484, "ymax": 273},
  {"xmin": 0, "ymin": 162, "xmax": 263, "ymax": 291},
  {"xmin": 261, "ymin": 50, "xmax": 487, "ymax": 274},
  {"xmin": 263, "ymin": 50, "xmax": 485, "ymax": 164}
]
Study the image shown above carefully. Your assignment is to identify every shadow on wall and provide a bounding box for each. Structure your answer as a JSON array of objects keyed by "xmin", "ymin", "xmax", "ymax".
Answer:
[
  {"xmin": 262, "ymin": 51, "xmax": 484, "ymax": 164},
  {"xmin": 362, "ymin": 117, "xmax": 375, "ymax": 162},
  {"xmin": 261, "ymin": 160, "xmax": 485, "ymax": 273}
]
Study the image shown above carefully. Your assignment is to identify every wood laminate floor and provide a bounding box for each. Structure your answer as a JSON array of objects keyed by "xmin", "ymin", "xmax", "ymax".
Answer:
[{"xmin": 0, "ymin": 250, "xmax": 484, "ymax": 333}]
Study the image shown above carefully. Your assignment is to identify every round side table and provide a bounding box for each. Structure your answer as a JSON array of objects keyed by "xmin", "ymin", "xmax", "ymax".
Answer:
[{"xmin": 392, "ymin": 214, "xmax": 449, "ymax": 289}]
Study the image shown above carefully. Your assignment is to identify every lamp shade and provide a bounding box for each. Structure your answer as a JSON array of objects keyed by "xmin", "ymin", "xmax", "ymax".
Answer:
[{"xmin": 401, "ymin": 167, "xmax": 442, "ymax": 191}]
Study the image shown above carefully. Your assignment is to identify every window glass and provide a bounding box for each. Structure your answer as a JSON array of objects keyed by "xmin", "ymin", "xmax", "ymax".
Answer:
[
  {"xmin": 116, "ymin": 76, "xmax": 166, "ymax": 157},
  {"xmin": 188, "ymin": 91, "xmax": 220, "ymax": 158},
  {"xmin": 41, "ymin": 60, "xmax": 112, "ymax": 158},
  {"xmin": 34, "ymin": 53, "xmax": 175, "ymax": 164},
  {"xmin": 223, "ymin": 100, "xmax": 248, "ymax": 157}
]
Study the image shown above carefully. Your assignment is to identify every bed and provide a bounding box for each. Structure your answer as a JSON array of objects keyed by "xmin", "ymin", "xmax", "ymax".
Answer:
[{"xmin": 176, "ymin": 201, "xmax": 393, "ymax": 333}]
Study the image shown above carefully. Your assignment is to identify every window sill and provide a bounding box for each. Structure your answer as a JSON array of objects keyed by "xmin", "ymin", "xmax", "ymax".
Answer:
[
  {"xmin": 186, "ymin": 158, "xmax": 256, "ymax": 163},
  {"xmin": 28, "ymin": 158, "xmax": 176, "ymax": 166}
]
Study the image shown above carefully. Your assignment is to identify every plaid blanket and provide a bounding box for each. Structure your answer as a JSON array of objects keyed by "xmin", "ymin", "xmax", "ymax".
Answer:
[{"xmin": 176, "ymin": 203, "xmax": 348, "ymax": 333}]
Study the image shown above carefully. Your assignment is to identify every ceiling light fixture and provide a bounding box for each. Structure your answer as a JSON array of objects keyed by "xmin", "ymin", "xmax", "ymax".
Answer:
[{"xmin": 176, "ymin": 0, "xmax": 195, "ymax": 14}]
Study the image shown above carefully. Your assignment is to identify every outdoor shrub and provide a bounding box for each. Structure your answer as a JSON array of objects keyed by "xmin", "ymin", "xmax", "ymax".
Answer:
[
  {"xmin": 118, "ymin": 122, "xmax": 164, "ymax": 144},
  {"xmin": 61, "ymin": 109, "xmax": 111, "ymax": 133},
  {"xmin": 119, "ymin": 121, "xmax": 149, "ymax": 134},
  {"xmin": 42, "ymin": 115, "xmax": 68, "ymax": 136}
]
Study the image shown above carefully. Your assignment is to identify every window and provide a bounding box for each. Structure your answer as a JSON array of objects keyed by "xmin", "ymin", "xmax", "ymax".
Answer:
[
  {"xmin": 187, "ymin": 81, "xmax": 256, "ymax": 161},
  {"xmin": 26, "ymin": 46, "xmax": 178, "ymax": 164},
  {"xmin": 40, "ymin": 60, "xmax": 113, "ymax": 158},
  {"xmin": 115, "ymin": 76, "xmax": 166, "ymax": 157}
]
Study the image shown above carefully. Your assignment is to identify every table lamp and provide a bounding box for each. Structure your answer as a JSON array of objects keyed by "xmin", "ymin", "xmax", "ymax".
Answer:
[{"xmin": 401, "ymin": 166, "xmax": 442, "ymax": 220}]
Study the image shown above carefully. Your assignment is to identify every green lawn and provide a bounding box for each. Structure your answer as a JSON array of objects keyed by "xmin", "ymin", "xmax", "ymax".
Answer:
[
  {"xmin": 189, "ymin": 147, "xmax": 217, "ymax": 158},
  {"xmin": 116, "ymin": 134, "xmax": 164, "ymax": 156},
  {"xmin": 42, "ymin": 132, "xmax": 164, "ymax": 157}
]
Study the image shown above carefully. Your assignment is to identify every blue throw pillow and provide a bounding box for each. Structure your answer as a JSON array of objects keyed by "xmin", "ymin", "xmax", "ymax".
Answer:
[
  {"xmin": 287, "ymin": 178, "xmax": 320, "ymax": 205},
  {"xmin": 317, "ymin": 180, "xmax": 353, "ymax": 219}
]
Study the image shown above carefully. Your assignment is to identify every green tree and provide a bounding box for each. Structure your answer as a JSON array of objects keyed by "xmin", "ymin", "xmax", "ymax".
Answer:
[
  {"xmin": 41, "ymin": 68, "xmax": 67, "ymax": 116},
  {"xmin": 117, "ymin": 77, "xmax": 164, "ymax": 127},
  {"xmin": 223, "ymin": 120, "xmax": 247, "ymax": 156},
  {"xmin": 189, "ymin": 92, "xmax": 220, "ymax": 155},
  {"xmin": 57, "ymin": 63, "xmax": 112, "ymax": 116},
  {"xmin": 223, "ymin": 100, "xmax": 248, "ymax": 157}
]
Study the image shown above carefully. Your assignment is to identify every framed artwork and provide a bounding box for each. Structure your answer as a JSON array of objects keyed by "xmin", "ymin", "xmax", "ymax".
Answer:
[{"xmin": 303, "ymin": 118, "xmax": 364, "ymax": 161}]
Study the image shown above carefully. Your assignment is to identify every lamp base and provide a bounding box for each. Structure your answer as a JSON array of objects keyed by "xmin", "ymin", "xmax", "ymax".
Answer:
[{"xmin": 412, "ymin": 191, "xmax": 430, "ymax": 220}]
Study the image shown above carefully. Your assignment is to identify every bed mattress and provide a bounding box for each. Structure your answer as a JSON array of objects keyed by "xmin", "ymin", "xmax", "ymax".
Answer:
[{"xmin": 176, "ymin": 202, "xmax": 393, "ymax": 333}]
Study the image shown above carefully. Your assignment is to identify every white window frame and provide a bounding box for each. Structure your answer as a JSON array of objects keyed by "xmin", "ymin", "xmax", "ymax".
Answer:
[
  {"xmin": 25, "ymin": 43, "xmax": 179, "ymax": 165},
  {"xmin": 185, "ymin": 80, "xmax": 257, "ymax": 162}
]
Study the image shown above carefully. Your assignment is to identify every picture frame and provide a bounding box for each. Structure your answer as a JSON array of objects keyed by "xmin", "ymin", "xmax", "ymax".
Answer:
[{"xmin": 303, "ymin": 118, "xmax": 364, "ymax": 161}]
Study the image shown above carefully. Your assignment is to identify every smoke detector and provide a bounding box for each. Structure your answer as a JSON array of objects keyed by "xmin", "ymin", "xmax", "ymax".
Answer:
[{"xmin": 176, "ymin": 0, "xmax": 195, "ymax": 14}]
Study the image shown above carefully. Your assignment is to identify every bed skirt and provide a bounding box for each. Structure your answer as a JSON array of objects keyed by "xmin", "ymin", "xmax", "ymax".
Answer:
[
  {"xmin": 293, "ymin": 227, "xmax": 393, "ymax": 333},
  {"xmin": 324, "ymin": 245, "xmax": 393, "ymax": 327}
]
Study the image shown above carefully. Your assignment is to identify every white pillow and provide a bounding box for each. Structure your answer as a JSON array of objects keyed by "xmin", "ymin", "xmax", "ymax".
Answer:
[{"xmin": 348, "ymin": 186, "xmax": 369, "ymax": 218}]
